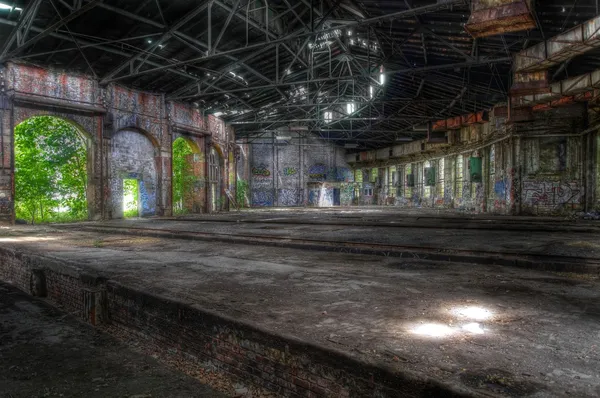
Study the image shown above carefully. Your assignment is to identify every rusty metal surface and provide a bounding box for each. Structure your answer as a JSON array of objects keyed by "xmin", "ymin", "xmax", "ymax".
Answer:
[
  {"xmin": 510, "ymin": 71, "xmax": 550, "ymax": 95},
  {"xmin": 465, "ymin": 1, "xmax": 535, "ymax": 38},
  {"xmin": 512, "ymin": 70, "xmax": 600, "ymax": 107},
  {"xmin": 515, "ymin": 15, "xmax": 600, "ymax": 72},
  {"xmin": 471, "ymin": 0, "xmax": 532, "ymax": 11}
]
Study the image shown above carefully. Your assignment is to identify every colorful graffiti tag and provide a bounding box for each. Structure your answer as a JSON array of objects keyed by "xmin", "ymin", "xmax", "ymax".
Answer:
[
  {"xmin": 252, "ymin": 166, "xmax": 271, "ymax": 178},
  {"xmin": 308, "ymin": 164, "xmax": 327, "ymax": 180},
  {"xmin": 282, "ymin": 167, "xmax": 298, "ymax": 176},
  {"xmin": 278, "ymin": 189, "xmax": 302, "ymax": 206},
  {"xmin": 251, "ymin": 190, "xmax": 274, "ymax": 207},
  {"xmin": 522, "ymin": 180, "xmax": 583, "ymax": 210}
]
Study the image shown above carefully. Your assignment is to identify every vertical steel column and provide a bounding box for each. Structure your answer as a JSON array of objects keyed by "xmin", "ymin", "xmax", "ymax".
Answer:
[{"xmin": 208, "ymin": 1, "xmax": 213, "ymax": 54}]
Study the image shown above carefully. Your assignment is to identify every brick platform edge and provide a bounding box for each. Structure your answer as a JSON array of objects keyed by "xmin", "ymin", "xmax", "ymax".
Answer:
[{"xmin": 0, "ymin": 246, "xmax": 473, "ymax": 398}]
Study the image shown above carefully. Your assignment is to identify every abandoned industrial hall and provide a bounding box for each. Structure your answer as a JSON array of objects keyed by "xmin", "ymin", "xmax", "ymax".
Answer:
[{"xmin": 0, "ymin": 0, "xmax": 600, "ymax": 397}]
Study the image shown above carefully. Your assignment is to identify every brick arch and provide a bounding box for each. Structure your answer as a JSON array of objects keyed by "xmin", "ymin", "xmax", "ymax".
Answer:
[
  {"xmin": 114, "ymin": 125, "xmax": 160, "ymax": 149},
  {"xmin": 13, "ymin": 105, "xmax": 101, "ymax": 144},
  {"xmin": 173, "ymin": 135, "xmax": 201, "ymax": 154},
  {"xmin": 11, "ymin": 105, "xmax": 103, "ymax": 221}
]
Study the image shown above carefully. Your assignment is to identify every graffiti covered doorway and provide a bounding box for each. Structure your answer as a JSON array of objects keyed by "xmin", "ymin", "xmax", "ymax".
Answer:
[
  {"xmin": 209, "ymin": 147, "xmax": 222, "ymax": 212},
  {"xmin": 110, "ymin": 129, "xmax": 158, "ymax": 218}
]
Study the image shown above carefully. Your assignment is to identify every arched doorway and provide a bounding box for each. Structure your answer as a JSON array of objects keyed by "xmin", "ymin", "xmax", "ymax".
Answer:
[
  {"xmin": 14, "ymin": 116, "xmax": 90, "ymax": 224},
  {"xmin": 208, "ymin": 147, "xmax": 223, "ymax": 212},
  {"xmin": 110, "ymin": 129, "xmax": 158, "ymax": 218},
  {"xmin": 172, "ymin": 136, "xmax": 201, "ymax": 215}
]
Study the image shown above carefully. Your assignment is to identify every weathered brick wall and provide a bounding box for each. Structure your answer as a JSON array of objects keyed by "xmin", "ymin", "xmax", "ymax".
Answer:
[
  {"xmin": 104, "ymin": 283, "xmax": 457, "ymax": 398},
  {"xmin": 6, "ymin": 63, "xmax": 100, "ymax": 106},
  {"xmin": 0, "ymin": 248, "xmax": 464, "ymax": 398},
  {"xmin": 0, "ymin": 247, "xmax": 100, "ymax": 319},
  {"xmin": 0, "ymin": 62, "xmax": 234, "ymax": 222},
  {"xmin": 0, "ymin": 69, "xmax": 12, "ymax": 222}
]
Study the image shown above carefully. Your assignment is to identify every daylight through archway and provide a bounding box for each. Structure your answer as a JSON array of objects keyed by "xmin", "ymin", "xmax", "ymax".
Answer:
[{"xmin": 14, "ymin": 116, "xmax": 88, "ymax": 224}]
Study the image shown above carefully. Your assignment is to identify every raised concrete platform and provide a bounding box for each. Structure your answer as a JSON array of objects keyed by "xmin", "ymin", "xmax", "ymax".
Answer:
[
  {"xmin": 0, "ymin": 281, "xmax": 224, "ymax": 398},
  {"xmin": 1, "ymin": 216, "xmax": 600, "ymax": 397}
]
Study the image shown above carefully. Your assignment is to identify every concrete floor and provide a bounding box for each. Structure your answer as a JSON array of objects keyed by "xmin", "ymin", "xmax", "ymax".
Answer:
[
  {"xmin": 87, "ymin": 214, "xmax": 600, "ymax": 259},
  {"xmin": 1, "ymin": 209, "xmax": 599, "ymax": 397},
  {"xmin": 0, "ymin": 280, "xmax": 225, "ymax": 398}
]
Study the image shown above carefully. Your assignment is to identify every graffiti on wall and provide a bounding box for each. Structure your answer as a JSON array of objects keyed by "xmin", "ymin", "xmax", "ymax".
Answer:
[
  {"xmin": 308, "ymin": 164, "xmax": 327, "ymax": 180},
  {"xmin": 252, "ymin": 165, "xmax": 271, "ymax": 178},
  {"xmin": 169, "ymin": 101, "xmax": 206, "ymax": 131},
  {"xmin": 308, "ymin": 189, "xmax": 320, "ymax": 206},
  {"xmin": 252, "ymin": 190, "xmax": 274, "ymax": 207},
  {"xmin": 494, "ymin": 179, "xmax": 507, "ymax": 199},
  {"xmin": 0, "ymin": 196, "xmax": 12, "ymax": 215},
  {"xmin": 282, "ymin": 167, "xmax": 298, "ymax": 176},
  {"xmin": 278, "ymin": 189, "xmax": 302, "ymax": 206},
  {"xmin": 522, "ymin": 180, "xmax": 583, "ymax": 209},
  {"xmin": 340, "ymin": 184, "xmax": 355, "ymax": 206},
  {"xmin": 138, "ymin": 180, "xmax": 156, "ymax": 216},
  {"xmin": 332, "ymin": 167, "xmax": 354, "ymax": 182},
  {"xmin": 208, "ymin": 115, "xmax": 226, "ymax": 142},
  {"xmin": 8, "ymin": 63, "xmax": 98, "ymax": 105}
]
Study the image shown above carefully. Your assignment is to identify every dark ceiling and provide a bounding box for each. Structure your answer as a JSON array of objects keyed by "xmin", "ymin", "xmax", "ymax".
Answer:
[{"xmin": 1, "ymin": 0, "xmax": 599, "ymax": 149}]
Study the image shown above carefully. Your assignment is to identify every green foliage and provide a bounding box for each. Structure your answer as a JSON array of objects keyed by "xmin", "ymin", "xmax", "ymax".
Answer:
[
  {"xmin": 172, "ymin": 138, "xmax": 196, "ymax": 215},
  {"xmin": 15, "ymin": 116, "xmax": 87, "ymax": 224},
  {"xmin": 123, "ymin": 179, "xmax": 139, "ymax": 218},
  {"xmin": 236, "ymin": 179, "xmax": 249, "ymax": 208}
]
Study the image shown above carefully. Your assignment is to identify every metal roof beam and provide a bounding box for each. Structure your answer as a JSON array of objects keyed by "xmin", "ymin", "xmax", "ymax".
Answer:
[
  {"xmin": 99, "ymin": 2, "xmax": 210, "ymax": 84},
  {"xmin": 100, "ymin": 0, "xmax": 468, "ymax": 84},
  {"xmin": 172, "ymin": 57, "xmax": 511, "ymax": 100},
  {"xmin": 0, "ymin": 0, "xmax": 43, "ymax": 58},
  {"xmin": 1, "ymin": 0, "xmax": 103, "ymax": 62}
]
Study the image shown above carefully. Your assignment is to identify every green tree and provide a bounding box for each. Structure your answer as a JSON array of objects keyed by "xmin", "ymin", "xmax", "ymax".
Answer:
[
  {"xmin": 14, "ymin": 116, "xmax": 87, "ymax": 223},
  {"xmin": 236, "ymin": 179, "xmax": 249, "ymax": 208},
  {"xmin": 172, "ymin": 138, "xmax": 196, "ymax": 214}
]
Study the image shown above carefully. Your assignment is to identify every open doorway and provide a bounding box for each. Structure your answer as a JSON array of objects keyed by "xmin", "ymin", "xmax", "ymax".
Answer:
[
  {"xmin": 123, "ymin": 179, "xmax": 139, "ymax": 218},
  {"xmin": 14, "ymin": 116, "xmax": 89, "ymax": 224}
]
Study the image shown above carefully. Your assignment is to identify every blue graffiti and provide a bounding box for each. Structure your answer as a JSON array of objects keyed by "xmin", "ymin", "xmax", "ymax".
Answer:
[
  {"xmin": 252, "ymin": 190, "xmax": 274, "ymax": 207},
  {"xmin": 138, "ymin": 180, "xmax": 156, "ymax": 216},
  {"xmin": 308, "ymin": 164, "xmax": 327, "ymax": 181},
  {"xmin": 278, "ymin": 189, "xmax": 302, "ymax": 206},
  {"xmin": 308, "ymin": 189, "xmax": 320, "ymax": 205},
  {"xmin": 494, "ymin": 180, "xmax": 506, "ymax": 199}
]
